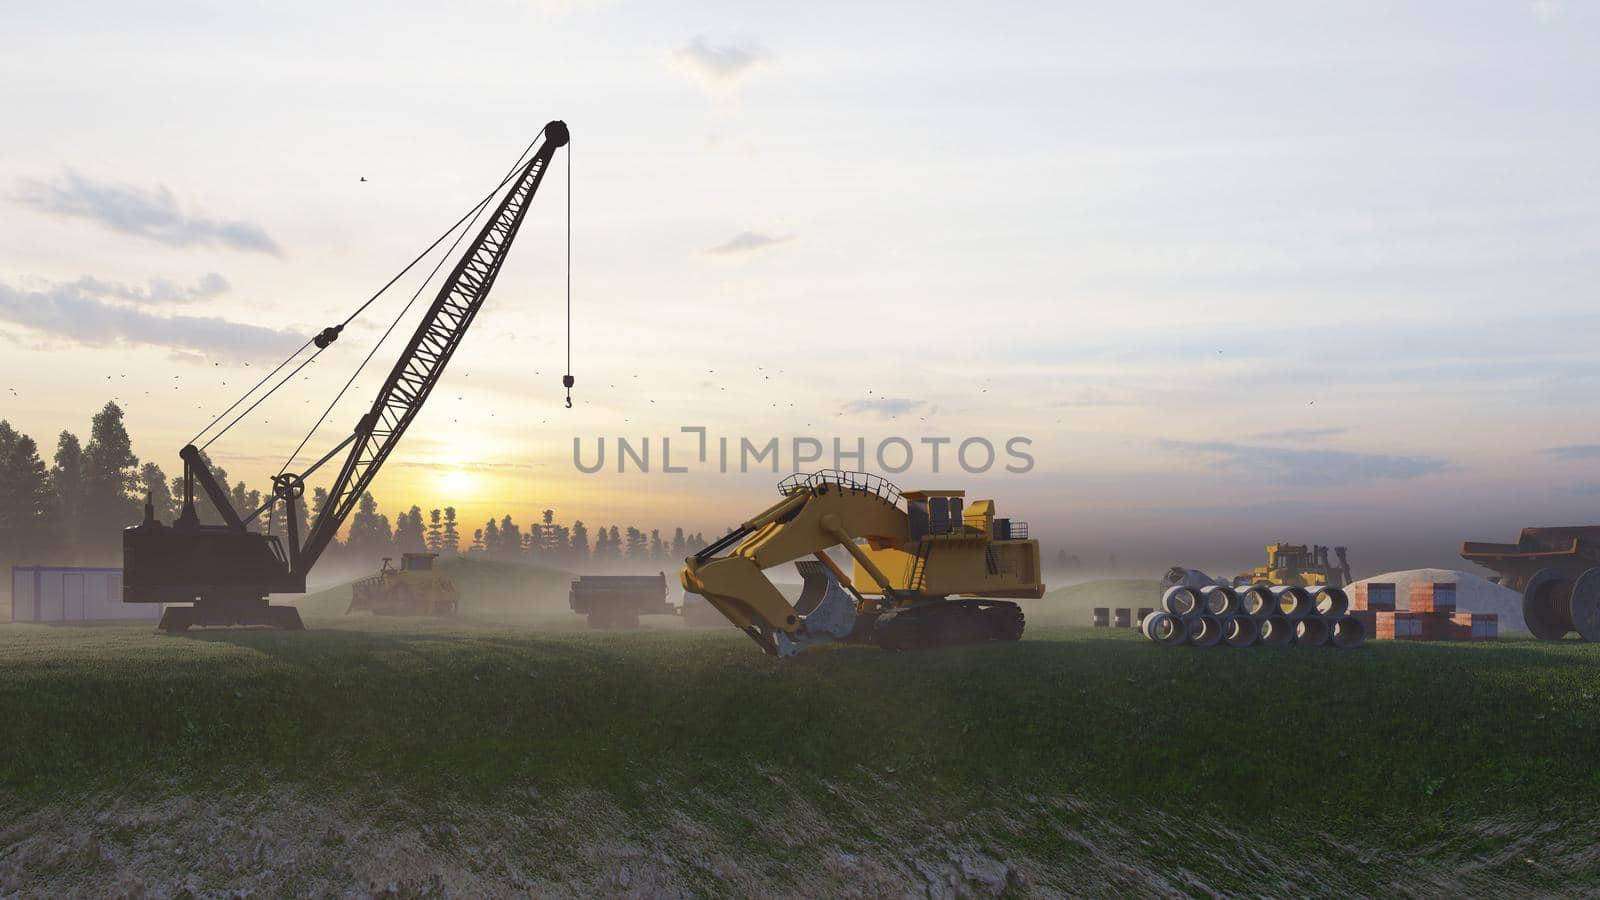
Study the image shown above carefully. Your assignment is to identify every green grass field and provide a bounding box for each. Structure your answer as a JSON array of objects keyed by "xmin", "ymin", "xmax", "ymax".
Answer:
[{"xmin": 3, "ymin": 578, "xmax": 1598, "ymax": 895}]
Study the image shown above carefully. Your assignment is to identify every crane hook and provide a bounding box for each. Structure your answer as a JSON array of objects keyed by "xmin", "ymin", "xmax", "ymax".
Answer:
[{"xmin": 563, "ymin": 373, "xmax": 574, "ymax": 408}]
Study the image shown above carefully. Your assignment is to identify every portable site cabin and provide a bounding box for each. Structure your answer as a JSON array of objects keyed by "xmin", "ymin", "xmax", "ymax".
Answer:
[{"xmin": 9, "ymin": 566, "xmax": 160, "ymax": 623}]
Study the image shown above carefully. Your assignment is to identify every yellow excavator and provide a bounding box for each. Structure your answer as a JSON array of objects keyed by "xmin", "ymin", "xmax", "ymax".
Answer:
[{"xmin": 680, "ymin": 470, "xmax": 1044, "ymax": 656}]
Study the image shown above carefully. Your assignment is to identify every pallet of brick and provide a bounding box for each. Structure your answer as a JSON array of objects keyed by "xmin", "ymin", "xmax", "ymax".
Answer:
[
  {"xmin": 1415, "ymin": 613, "xmax": 1455, "ymax": 640},
  {"xmin": 1449, "ymin": 612, "xmax": 1499, "ymax": 641},
  {"xmin": 1345, "ymin": 609, "xmax": 1378, "ymax": 637},
  {"xmin": 1353, "ymin": 582, "xmax": 1396, "ymax": 612},
  {"xmin": 1377, "ymin": 611, "xmax": 1421, "ymax": 640},
  {"xmin": 1408, "ymin": 582, "xmax": 1457, "ymax": 614}
]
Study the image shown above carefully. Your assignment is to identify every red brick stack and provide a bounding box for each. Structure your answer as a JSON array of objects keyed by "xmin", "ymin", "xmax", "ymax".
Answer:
[{"xmin": 1353, "ymin": 582, "xmax": 1497, "ymax": 641}]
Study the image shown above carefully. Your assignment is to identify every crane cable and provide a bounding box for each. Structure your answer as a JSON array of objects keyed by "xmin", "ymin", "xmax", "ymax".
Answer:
[
  {"xmin": 188, "ymin": 128, "xmax": 549, "ymax": 451},
  {"xmin": 564, "ymin": 137, "xmax": 574, "ymax": 408}
]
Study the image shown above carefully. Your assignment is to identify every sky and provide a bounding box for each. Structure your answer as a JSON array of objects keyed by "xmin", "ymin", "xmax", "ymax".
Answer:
[{"xmin": 1, "ymin": 0, "xmax": 1597, "ymax": 576}]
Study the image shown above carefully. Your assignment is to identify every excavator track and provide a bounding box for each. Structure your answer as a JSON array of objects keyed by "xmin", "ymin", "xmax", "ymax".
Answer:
[{"xmin": 872, "ymin": 599, "xmax": 1024, "ymax": 651}]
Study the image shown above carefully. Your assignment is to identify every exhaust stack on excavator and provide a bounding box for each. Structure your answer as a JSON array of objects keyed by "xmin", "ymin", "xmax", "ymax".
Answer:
[{"xmin": 680, "ymin": 470, "xmax": 1044, "ymax": 657}]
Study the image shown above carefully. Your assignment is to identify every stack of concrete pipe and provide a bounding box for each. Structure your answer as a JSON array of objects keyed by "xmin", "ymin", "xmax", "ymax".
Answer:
[{"xmin": 1141, "ymin": 584, "xmax": 1366, "ymax": 649}]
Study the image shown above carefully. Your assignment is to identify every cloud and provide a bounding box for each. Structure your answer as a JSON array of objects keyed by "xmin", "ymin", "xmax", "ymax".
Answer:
[
  {"xmin": 1544, "ymin": 445, "xmax": 1600, "ymax": 461},
  {"xmin": 1254, "ymin": 426, "xmax": 1348, "ymax": 442},
  {"xmin": 1164, "ymin": 440, "xmax": 1451, "ymax": 487},
  {"xmin": 842, "ymin": 397, "xmax": 925, "ymax": 418},
  {"xmin": 67, "ymin": 272, "xmax": 230, "ymax": 305},
  {"xmin": 14, "ymin": 170, "xmax": 282, "ymax": 256},
  {"xmin": 0, "ymin": 277, "xmax": 301, "ymax": 361},
  {"xmin": 1530, "ymin": 0, "xmax": 1563, "ymax": 21},
  {"xmin": 672, "ymin": 35, "xmax": 769, "ymax": 87},
  {"xmin": 705, "ymin": 230, "xmax": 792, "ymax": 255}
]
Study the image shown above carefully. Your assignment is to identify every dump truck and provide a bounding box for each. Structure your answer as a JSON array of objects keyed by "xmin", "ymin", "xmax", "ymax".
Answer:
[
  {"xmin": 569, "ymin": 573, "xmax": 674, "ymax": 629},
  {"xmin": 348, "ymin": 553, "xmax": 459, "ymax": 617},
  {"xmin": 1462, "ymin": 526, "xmax": 1600, "ymax": 640},
  {"xmin": 680, "ymin": 469, "xmax": 1044, "ymax": 657}
]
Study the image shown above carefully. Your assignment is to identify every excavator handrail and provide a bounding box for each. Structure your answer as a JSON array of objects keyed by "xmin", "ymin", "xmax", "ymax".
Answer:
[{"xmin": 776, "ymin": 469, "xmax": 902, "ymax": 507}]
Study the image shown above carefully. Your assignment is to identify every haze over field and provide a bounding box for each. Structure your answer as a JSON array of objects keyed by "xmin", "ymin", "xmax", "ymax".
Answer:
[{"xmin": 2, "ymin": 1, "xmax": 1597, "ymax": 574}]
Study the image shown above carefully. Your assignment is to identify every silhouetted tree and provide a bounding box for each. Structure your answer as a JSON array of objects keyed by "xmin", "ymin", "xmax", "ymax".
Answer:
[
  {"xmin": 346, "ymin": 492, "xmax": 392, "ymax": 559},
  {"xmin": 672, "ymin": 527, "xmax": 686, "ymax": 559},
  {"xmin": 79, "ymin": 402, "xmax": 139, "ymax": 560},
  {"xmin": 571, "ymin": 520, "xmax": 590, "ymax": 561},
  {"xmin": 427, "ymin": 508, "xmax": 443, "ymax": 553},
  {"xmin": 483, "ymin": 518, "xmax": 500, "ymax": 556},
  {"xmin": 498, "ymin": 515, "xmax": 521, "ymax": 560},
  {"xmin": 649, "ymin": 528, "xmax": 663, "ymax": 562},
  {"xmin": 625, "ymin": 526, "xmax": 646, "ymax": 560},
  {"xmin": 0, "ymin": 421, "xmax": 55, "ymax": 566},
  {"xmin": 471, "ymin": 527, "xmax": 484, "ymax": 554},
  {"xmin": 50, "ymin": 431, "xmax": 83, "ymax": 557},
  {"xmin": 139, "ymin": 462, "xmax": 175, "ymax": 524},
  {"xmin": 395, "ymin": 505, "xmax": 427, "ymax": 554},
  {"xmin": 442, "ymin": 506, "xmax": 460, "ymax": 555}
]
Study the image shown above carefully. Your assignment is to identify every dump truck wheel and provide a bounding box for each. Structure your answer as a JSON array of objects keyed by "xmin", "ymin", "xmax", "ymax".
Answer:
[
  {"xmin": 1569, "ymin": 568, "xmax": 1600, "ymax": 642},
  {"xmin": 1523, "ymin": 568, "xmax": 1574, "ymax": 641}
]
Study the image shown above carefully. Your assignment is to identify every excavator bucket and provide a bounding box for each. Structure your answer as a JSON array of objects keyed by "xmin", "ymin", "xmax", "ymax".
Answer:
[{"xmin": 777, "ymin": 561, "xmax": 858, "ymax": 657}]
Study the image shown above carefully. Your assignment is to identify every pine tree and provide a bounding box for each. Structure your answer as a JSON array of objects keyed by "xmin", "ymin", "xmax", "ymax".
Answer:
[
  {"xmin": 427, "ymin": 508, "xmax": 443, "ymax": 553},
  {"xmin": 0, "ymin": 421, "xmax": 56, "ymax": 566},
  {"xmin": 346, "ymin": 492, "xmax": 392, "ymax": 559},
  {"xmin": 483, "ymin": 518, "xmax": 500, "ymax": 555},
  {"xmin": 571, "ymin": 520, "xmax": 590, "ymax": 562},
  {"xmin": 395, "ymin": 505, "xmax": 427, "ymax": 554},
  {"xmin": 625, "ymin": 526, "xmax": 646, "ymax": 560},
  {"xmin": 138, "ymin": 462, "xmax": 175, "ymax": 523},
  {"xmin": 471, "ymin": 527, "xmax": 485, "ymax": 554},
  {"xmin": 440, "ymin": 506, "xmax": 459, "ymax": 554},
  {"xmin": 80, "ymin": 402, "xmax": 139, "ymax": 561},
  {"xmin": 649, "ymin": 528, "xmax": 663, "ymax": 562},
  {"xmin": 672, "ymin": 527, "xmax": 686, "ymax": 558},
  {"xmin": 50, "ymin": 431, "xmax": 83, "ymax": 558},
  {"xmin": 499, "ymin": 515, "xmax": 521, "ymax": 560},
  {"xmin": 608, "ymin": 526, "xmax": 622, "ymax": 561}
]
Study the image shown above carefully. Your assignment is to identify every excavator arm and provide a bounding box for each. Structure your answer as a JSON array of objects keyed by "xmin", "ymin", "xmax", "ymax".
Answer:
[{"xmin": 682, "ymin": 471, "xmax": 910, "ymax": 656}]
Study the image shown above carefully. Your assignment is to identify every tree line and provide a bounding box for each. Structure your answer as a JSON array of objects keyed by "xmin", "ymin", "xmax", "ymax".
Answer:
[{"xmin": 0, "ymin": 401, "xmax": 712, "ymax": 574}]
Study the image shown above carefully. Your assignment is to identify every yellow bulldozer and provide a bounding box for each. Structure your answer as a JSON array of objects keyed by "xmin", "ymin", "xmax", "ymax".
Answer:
[
  {"xmin": 680, "ymin": 469, "xmax": 1044, "ymax": 657},
  {"xmin": 1236, "ymin": 543, "xmax": 1352, "ymax": 588},
  {"xmin": 347, "ymin": 552, "xmax": 460, "ymax": 617}
]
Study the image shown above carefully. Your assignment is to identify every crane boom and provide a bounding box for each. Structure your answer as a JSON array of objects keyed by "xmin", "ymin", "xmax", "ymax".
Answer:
[
  {"xmin": 122, "ymin": 121, "xmax": 570, "ymax": 632},
  {"xmin": 300, "ymin": 121, "xmax": 568, "ymax": 570}
]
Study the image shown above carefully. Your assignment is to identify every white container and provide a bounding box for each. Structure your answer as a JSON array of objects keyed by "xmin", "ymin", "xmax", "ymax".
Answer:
[{"xmin": 9, "ymin": 567, "xmax": 161, "ymax": 623}]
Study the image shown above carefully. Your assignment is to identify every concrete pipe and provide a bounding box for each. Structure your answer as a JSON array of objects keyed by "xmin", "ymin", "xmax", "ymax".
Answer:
[
  {"xmin": 1311, "ymin": 587, "xmax": 1349, "ymax": 618},
  {"xmin": 1161, "ymin": 586, "xmax": 1204, "ymax": 619},
  {"xmin": 1295, "ymin": 617, "xmax": 1331, "ymax": 647},
  {"xmin": 1201, "ymin": 585, "xmax": 1238, "ymax": 617},
  {"xmin": 1259, "ymin": 615, "xmax": 1294, "ymax": 647},
  {"xmin": 1332, "ymin": 615, "xmax": 1366, "ymax": 648},
  {"xmin": 1522, "ymin": 568, "xmax": 1574, "ymax": 642},
  {"xmin": 1144, "ymin": 611, "xmax": 1188, "ymax": 647},
  {"xmin": 1272, "ymin": 586, "xmax": 1314, "ymax": 620},
  {"xmin": 1136, "ymin": 607, "xmax": 1155, "ymax": 627},
  {"xmin": 1224, "ymin": 616, "xmax": 1259, "ymax": 648},
  {"xmin": 1236, "ymin": 585, "xmax": 1276, "ymax": 619},
  {"xmin": 1187, "ymin": 614, "xmax": 1225, "ymax": 648}
]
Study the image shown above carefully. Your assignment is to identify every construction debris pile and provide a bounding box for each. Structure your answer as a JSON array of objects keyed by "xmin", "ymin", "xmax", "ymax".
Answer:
[
  {"xmin": 1139, "ymin": 584, "xmax": 1366, "ymax": 649},
  {"xmin": 1343, "ymin": 582, "xmax": 1498, "ymax": 642}
]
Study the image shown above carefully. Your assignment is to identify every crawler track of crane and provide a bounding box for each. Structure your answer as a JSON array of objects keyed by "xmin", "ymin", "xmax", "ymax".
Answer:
[{"xmin": 871, "ymin": 599, "xmax": 1025, "ymax": 651}]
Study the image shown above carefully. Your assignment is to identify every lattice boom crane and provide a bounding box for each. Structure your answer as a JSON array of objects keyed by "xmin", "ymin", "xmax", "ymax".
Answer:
[{"xmin": 123, "ymin": 121, "xmax": 570, "ymax": 632}]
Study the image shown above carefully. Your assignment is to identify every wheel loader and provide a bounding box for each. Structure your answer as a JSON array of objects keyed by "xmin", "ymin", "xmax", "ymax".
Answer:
[
  {"xmin": 680, "ymin": 469, "xmax": 1044, "ymax": 657},
  {"xmin": 347, "ymin": 553, "xmax": 460, "ymax": 617}
]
